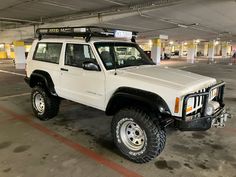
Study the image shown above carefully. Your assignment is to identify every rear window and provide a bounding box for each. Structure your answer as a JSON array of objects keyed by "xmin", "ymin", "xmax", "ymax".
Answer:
[{"xmin": 33, "ymin": 43, "xmax": 62, "ymax": 64}]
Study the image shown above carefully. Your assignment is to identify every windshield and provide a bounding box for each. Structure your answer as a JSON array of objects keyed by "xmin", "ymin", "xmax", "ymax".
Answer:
[{"xmin": 94, "ymin": 42, "xmax": 154, "ymax": 70}]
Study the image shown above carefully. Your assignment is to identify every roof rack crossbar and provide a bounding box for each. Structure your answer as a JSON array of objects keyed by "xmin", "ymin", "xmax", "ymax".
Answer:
[{"xmin": 36, "ymin": 26, "xmax": 138, "ymax": 42}]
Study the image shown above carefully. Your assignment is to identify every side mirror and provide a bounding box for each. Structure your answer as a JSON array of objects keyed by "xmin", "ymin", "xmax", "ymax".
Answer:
[{"xmin": 82, "ymin": 61, "xmax": 100, "ymax": 71}]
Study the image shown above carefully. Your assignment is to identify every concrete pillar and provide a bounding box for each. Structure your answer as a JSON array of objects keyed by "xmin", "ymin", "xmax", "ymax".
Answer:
[
  {"xmin": 222, "ymin": 42, "xmax": 228, "ymax": 58},
  {"xmin": 195, "ymin": 44, "xmax": 198, "ymax": 57},
  {"xmin": 187, "ymin": 41, "xmax": 195, "ymax": 63},
  {"xmin": 131, "ymin": 47, "xmax": 136, "ymax": 56},
  {"xmin": 151, "ymin": 38, "xmax": 161, "ymax": 65},
  {"xmin": 5, "ymin": 44, "xmax": 11, "ymax": 59},
  {"xmin": 13, "ymin": 41, "xmax": 26, "ymax": 69},
  {"xmin": 179, "ymin": 42, "xmax": 184, "ymax": 57},
  {"xmin": 216, "ymin": 44, "xmax": 221, "ymax": 56},
  {"xmin": 208, "ymin": 41, "xmax": 215, "ymax": 62},
  {"xmin": 161, "ymin": 42, "xmax": 166, "ymax": 59},
  {"xmin": 227, "ymin": 45, "xmax": 232, "ymax": 56},
  {"xmin": 204, "ymin": 43, "xmax": 208, "ymax": 57}
]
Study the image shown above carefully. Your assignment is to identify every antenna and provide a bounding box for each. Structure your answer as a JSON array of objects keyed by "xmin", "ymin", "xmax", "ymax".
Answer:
[
  {"xmin": 113, "ymin": 43, "xmax": 118, "ymax": 75},
  {"xmin": 114, "ymin": 54, "xmax": 117, "ymax": 76}
]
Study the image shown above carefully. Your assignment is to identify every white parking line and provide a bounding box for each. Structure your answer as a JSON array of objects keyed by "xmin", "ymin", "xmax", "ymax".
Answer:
[
  {"xmin": 0, "ymin": 69, "xmax": 25, "ymax": 77},
  {"xmin": 0, "ymin": 93, "xmax": 30, "ymax": 100},
  {"xmin": 177, "ymin": 65, "xmax": 197, "ymax": 69}
]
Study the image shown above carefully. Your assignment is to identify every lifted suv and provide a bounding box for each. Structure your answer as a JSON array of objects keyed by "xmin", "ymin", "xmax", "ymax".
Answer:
[{"xmin": 25, "ymin": 26, "xmax": 230, "ymax": 163}]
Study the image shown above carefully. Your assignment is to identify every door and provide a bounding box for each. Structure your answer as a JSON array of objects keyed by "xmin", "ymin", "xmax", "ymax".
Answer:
[{"xmin": 59, "ymin": 43, "xmax": 106, "ymax": 110}]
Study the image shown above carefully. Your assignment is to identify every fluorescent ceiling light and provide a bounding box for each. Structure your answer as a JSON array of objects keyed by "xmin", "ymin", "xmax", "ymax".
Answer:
[
  {"xmin": 40, "ymin": 1, "xmax": 77, "ymax": 10},
  {"xmin": 104, "ymin": 0, "xmax": 126, "ymax": 6},
  {"xmin": 178, "ymin": 24, "xmax": 188, "ymax": 28}
]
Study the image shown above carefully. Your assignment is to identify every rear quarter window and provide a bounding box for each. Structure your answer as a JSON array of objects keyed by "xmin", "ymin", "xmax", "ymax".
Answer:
[{"xmin": 33, "ymin": 43, "xmax": 62, "ymax": 64}]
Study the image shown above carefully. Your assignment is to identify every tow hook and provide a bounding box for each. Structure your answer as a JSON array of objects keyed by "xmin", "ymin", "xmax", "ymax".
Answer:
[{"xmin": 212, "ymin": 110, "xmax": 232, "ymax": 128}]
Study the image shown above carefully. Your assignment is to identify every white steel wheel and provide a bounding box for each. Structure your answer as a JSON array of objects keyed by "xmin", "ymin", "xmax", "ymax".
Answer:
[
  {"xmin": 119, "ymin": 119, "xmax": 147, "ymax": 151},
  {"xmin": 34, "ymin": 92, "xmax": 45, "ymax": 114}
]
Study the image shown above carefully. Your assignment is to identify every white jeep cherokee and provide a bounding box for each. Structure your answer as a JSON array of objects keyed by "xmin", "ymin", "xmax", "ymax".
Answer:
[{"xmin": 25, "ymin": 27, "xmax": 229, "ymax": 163}]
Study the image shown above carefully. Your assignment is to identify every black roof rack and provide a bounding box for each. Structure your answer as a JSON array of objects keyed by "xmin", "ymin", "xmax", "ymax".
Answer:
[{"xmin": 36, "ymin": 26, "xmax": 138, "ymax": 42}]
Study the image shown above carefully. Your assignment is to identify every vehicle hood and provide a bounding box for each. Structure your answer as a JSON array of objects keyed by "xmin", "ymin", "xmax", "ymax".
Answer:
[{"xmin": 117, "ymin": 65, "xmax": 216, "ymax": 94}]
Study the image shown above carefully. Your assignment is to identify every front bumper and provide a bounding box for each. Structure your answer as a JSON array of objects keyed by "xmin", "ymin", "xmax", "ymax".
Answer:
[{"xmin": 175, "ymin": 81, "xmax": 230, "ymax": 131}]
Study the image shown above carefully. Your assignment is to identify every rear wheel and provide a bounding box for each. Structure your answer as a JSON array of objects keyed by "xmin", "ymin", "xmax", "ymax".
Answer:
[
  {"xmin": 31, "ymin": 86, "xmax": 60, "ymax": 121},
  {"xmin": 111, "ymin": 108, "xmax": 166, "ymax": 163}
]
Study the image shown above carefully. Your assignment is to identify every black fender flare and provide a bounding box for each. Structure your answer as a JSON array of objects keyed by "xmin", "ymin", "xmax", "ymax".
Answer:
[
  {"xmin": 29, "ymin": 70, "xmax": 57, "ymax": 96},
  {"xmin": 105, "ymin": 87, "xmax": 171, "ymax": 117}
]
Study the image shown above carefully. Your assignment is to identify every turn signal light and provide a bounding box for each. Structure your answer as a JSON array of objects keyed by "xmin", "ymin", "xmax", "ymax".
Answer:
[
  {"xmin": 174, "ymin": 97, "xmax": 180, "ymax": 113},
  {"xmin": 186, "ymin": 106, "xmax": 193, "ymax": 112}
]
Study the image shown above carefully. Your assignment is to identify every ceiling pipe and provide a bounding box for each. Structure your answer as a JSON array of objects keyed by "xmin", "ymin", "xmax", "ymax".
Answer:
[
  {"xmin": 0, "ymin": 0, "xmax": 184, "ymax": 30},
  {"xmin": 44, "ymin": 0, "xmax": 184, "ymax": 23}
]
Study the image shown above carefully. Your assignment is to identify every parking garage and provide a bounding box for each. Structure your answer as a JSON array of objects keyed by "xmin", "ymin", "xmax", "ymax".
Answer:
[{"xmin": 0, "ymin": 0, "xmax": 236, "ymax": 177}]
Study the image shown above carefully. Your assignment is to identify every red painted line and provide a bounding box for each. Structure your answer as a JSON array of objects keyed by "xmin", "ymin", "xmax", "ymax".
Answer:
[
  {"xmin": 0, "ymin": 106, "xmax": 143, "ymax": 177},
  {"xmin": 0, "ymin": 117, "xmax": 16, "ymax": 124}
]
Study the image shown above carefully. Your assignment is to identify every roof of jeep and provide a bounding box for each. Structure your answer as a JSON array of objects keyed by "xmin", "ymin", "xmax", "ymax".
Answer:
[{"xmin": 33, "ymin": 38, "xmax": 134, "ymax": 44}]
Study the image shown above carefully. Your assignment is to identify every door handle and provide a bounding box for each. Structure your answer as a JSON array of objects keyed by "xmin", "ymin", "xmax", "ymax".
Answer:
[{"xmin": 61, "ymin": 68, "xmax": 68, "ymax": 71}]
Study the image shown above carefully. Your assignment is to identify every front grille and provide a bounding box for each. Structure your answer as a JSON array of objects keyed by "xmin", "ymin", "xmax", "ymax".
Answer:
[
  {"xmin": 192, "ymin": 88, "xmax": 206, "ymax": 111},
  {"xmin": 191, "ymin": 87, "xmax": 218, "ymax": 112},
  {"xmin": 182, "ymin": 81, "xmax": 225, "ymax": 120}
]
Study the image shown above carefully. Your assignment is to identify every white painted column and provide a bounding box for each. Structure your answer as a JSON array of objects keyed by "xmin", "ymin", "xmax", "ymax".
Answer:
[
  {"xmin": 203, "ymin": 42, "xmax": 208, "ymax": 57},
  {"xmin": 187, "ymin": 41, "xmax": 195, "ymax": 63},
  {"xmin": 222, "ymin": 42, "xmax": 228, "ymax": 58},
  {"xmin": 195, "ymin": 43, "xmax": 198, "ymax": 57},
  {"xmin": 13, "ymin": 41, "xmax": 26, "ymax": 69},
  {"xmin": 179, "ymin": 42, "xmax": 184, "ymax": 57},
  {"xmin": 151, "ymin": 38, "xmax": 161, "ymax": 65},
  {"xmin": 161, "ymin": 42, "xmax": 165, "ymax": 59},
  {"xmin": 208, "ymin": 41, "xmax": 215, "ymax": 62},
  {"xmin": 216, "ymin": 43, "xmax": 221, "ymax": 56},
  {"xmin": 5, "ymin": 44, "xmax": 11, "ymax": 59}
]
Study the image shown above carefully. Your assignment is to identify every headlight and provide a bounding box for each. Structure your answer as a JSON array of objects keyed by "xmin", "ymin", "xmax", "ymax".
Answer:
[
  {"xmin": 205, "ymin": 101, "xmax": 220, "ymax": 116},
  {"xmin": 206, "ymin": 105, "xmax": 214, "ymax": 116},
  {"xmin": 186, "ymin": 97, "xmax": 194, "ymax": 113}
]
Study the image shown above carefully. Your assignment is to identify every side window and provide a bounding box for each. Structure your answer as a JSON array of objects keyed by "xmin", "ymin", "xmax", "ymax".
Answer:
[
  {"xmin": 34, "ymin": 43, "xmax": 62, "ymax": 64},
  {"xmin": 65, "ymin": 44, "xmax": 96, "ymax": 68}
]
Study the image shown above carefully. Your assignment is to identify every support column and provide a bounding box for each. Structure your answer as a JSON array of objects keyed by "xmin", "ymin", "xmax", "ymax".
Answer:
[
  {"xmin": 195, "ymin": 43, "xmax": 198, "ymax": 57},
  {"xmin": 151, "ymin": 38, "xmax": 161, "ymax": 65},
  {"xmin": 187, "ymin": 41, "xmax": 195, "ymax": 63},
  {"xmin": 208, "ymin": 41, "xmax": 215, "ymax": 62},
  {"xmin": 5, "ymin": 44, "xmax": 11, "ymax": 59},
  {"xmin": 203, "ymin": 42, "xmax": 208, "ymax": 57},
  {"xmin": 13, "ymin": 41, "xmax": 26, "ymax": 69},
  {"xmin": 216, "ymin": 43, "xmax": 221, "ymax": 56},
  {"xmin": 161, "ymin": 42, "xmax": 166, "ymax": 59},
  {"xmin": 222, "ymin": 42, "xmax": 228, "ymax": 58},
  {"xmin": 179, "ymin": 42, "xmax": 184, "ymax": 57}
]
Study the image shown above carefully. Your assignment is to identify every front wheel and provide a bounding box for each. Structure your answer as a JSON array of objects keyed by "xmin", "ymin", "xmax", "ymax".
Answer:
[{"xmin": 111, "ymin": 108, "xmax": 166, "ymax": 163}]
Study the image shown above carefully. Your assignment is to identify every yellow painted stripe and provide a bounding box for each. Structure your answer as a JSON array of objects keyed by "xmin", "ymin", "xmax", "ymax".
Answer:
[
  {"xmin": 208, "ymin": 42, "xmax": 214, "ymax": 48},
  {"xmin": 13, "ymin": 41, "xmax": 24, "ymax": 47},
  {"xmin": 187, "ymin": 42, "xmax": 195, "ymax": 49},
  {"xmin": 0, "ymin": 52, "xmax": 7, "ymax": 59},
  {"xmin": 152, "ymin": 39, "xmax": 161, "ymax": 47},
  {"xmin": 10, "ymin": 52, "xmax": 15, "ymax": 59}
]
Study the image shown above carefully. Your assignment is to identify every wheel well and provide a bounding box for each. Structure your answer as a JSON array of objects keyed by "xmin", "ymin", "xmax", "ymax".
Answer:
[
  {"xmin": 29, "ymin": 70, "xmax": 57, "ymax": 96},
  {"xmin": 106, "ymin": 95, "xmax": 153, "ymax": 116},
  {"xmin": 105, "ymin": 88, "xmax": 171, "ymax": 118}
]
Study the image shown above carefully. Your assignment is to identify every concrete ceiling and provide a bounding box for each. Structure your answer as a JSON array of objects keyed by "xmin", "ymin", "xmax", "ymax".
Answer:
[{"xmin": 0, "ymin": 0, "xmax": 236, "ymax": 42}]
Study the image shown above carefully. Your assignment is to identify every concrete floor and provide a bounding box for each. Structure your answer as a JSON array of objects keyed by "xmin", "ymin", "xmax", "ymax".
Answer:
[{"xmin": 0, "ymin": 58, "xmax": 236, "ymax": 177}]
